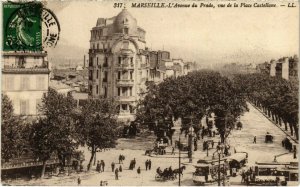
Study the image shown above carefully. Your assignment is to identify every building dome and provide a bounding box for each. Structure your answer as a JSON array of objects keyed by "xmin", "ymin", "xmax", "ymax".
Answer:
[{"xmin": 113, "ymin": 9, "xmax": 138, "ymax": 35}]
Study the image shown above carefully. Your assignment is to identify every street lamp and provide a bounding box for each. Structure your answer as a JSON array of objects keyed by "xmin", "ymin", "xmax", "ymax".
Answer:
[
  {"xmin": 171, "ymin": 125, "xmax": 182, "ymax": 186},
  {"xmin": 188, "ymin": 125, "xmax": 194, "ymax": 163},
  {"xmin": 217, "ymin": 149, "xmax": 221, "ymax": 186}
]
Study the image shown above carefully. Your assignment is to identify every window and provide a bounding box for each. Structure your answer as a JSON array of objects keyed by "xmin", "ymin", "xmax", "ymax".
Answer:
[
  {"xmin": 121, "ymin": 104, "xmax": 127, "ymax": 111},
  {"xmin": 97, "ymin": 57, "xmax": 99, "ymax": 66},
  {"xmin": 96, "ymin": 85, "xmax": 99, "ymax": 94},
  {"xmin": 129, "ymin": 87, "xmax": 132, "ymax": 96},
  {"xmin": 89, "ymin": 85, "xmax": 93, "ymax": 93},
  {"xmin": 5, "ymin": 76, "xmax": 14, "ymax": 90},
  {"xmin": 89, "ymin": 57, "xmax": 93, "ymax": 67},
  {"xmin": 36, "ymin": 76, "xmax": 45, "ymax": 90},
  {"xmin": 123, "ymin": 41, "xmax": 129, "ymax": 49},
  {"xmin": 118, "ymin": 57, "xmax": 122, "ymax": 65},
  {"xmin": 122, "ymin": 87, "xmax": 127, "ymax": 96},
  {"xmin": 20, "ymin": 99, "xmax": 29, "ymax": 115},
  {"xmin": 89, "ymin": 70, "xmax": 93, "ymax": 80},
  {"xmin": 124, "ymin": 28, "xmax": 129, "ymax": 35},
  {"xmin": 97, "ymin": 43, "xmax": 99, "ymax": 49},
  {"xmin": 130, "ymin": 71, "xmax": 133, "ymax": 80},
  {"xmin": 20, "ymin": 76, "xmax": 30, "ymax": 90},
  {"xmin": 118, "ymin": 71, "xmax": 121, "ymax": 80},
  {"xmin": 130, "ymin": 57, "xmax": 133, "ymax": 64},
  {"xmin": 103, "ymin": 57, "xmax": 108, "ymax": 67},
  {"xmin": 104, "ymin": 87, "xmax": 107, "ymax": 98},
  {"xmin": 118, "ymin": 88, "xmax": 121, "ymax": 96},
  {"xmin": 96, "ymin": 70, "xmax": 99, "ymax": 79},
  {"xmin": 103, "ymin": 71, "xmax": 108, "ymax": 82}
]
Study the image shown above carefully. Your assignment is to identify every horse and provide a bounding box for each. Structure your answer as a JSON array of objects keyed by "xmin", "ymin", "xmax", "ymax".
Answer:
[
  {"xmin": 145, "ymin": 149, "xmax": 153, "ymax": 156},
  {"xmin": 173, "ymin": 166, "xmax": 186, "ymax": 178}
]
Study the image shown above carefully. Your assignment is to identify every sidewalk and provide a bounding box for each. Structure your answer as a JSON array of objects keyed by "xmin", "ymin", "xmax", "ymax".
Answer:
[{"xmin": 249, "ymin": 102, "xmax": 298, "ymax": 144}]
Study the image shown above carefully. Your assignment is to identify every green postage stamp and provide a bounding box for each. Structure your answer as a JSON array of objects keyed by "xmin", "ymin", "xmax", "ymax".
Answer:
[
  {"xmin": 3, "ymin": 2, "xmax": 42, "ymax": 51},
  {"xmin": 3, "ymin": 1, "xmax": 60, "ymax": 51}
]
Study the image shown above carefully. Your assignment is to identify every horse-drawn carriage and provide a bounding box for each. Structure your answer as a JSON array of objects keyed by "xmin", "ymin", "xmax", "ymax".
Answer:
[
  {"xmin": 155, "ymin": 171, "xmax": 176, "ymax": 181},
  {"xmin": 145, "ymin": 142, "xmax": 168, "ymax": 156},
  {"xmin": 155, "ymin": 166, "xmax": 186, "ymax": 182},
  {"xmin": 265, "ymin": 134, "xmax": 274, "ymax": 143}
]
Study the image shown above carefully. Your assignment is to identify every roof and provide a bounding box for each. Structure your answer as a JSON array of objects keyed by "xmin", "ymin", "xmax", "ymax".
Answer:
[{"xmin": 50, "ymin": 80, "xmax": 74, "ymax": 91}]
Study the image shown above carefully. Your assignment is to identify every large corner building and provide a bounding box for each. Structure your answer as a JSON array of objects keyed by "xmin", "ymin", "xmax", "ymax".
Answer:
[{"xmin": 88, "ymin": 8, "xmax": 195, "ymax": 121}]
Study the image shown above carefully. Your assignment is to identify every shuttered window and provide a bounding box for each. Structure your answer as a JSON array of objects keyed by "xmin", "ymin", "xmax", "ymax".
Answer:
[
  {"xmin": 36, "ymin": 76, "xmax": 46, "ymax": 90},
  {"xmin": 5, "ymin": 76, "xmax": 15, "ymax": 90},
  {"xmin": 20, "ymin": 76, "xmax": 30, "ymax": 90},
  {"xmin": 20, "ymin": 99, "xmax": 29, "ymax": 115}
]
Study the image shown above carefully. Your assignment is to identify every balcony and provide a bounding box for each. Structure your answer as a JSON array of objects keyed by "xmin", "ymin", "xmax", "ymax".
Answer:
[
  {"xmin": 116, "ymin": 79, "xmax": 134, "ymax": 87},
  {"xmin": 115, "ymin": 96, "xmax": 136, "ymax": 102},
  {"xmin": 120, "ymin": 48, "xmax": 134, "ymax": 55},
  {"xmin": 115, "ymin": 63, "xmax": 134, "ymax": 70},
  {"xmin": 2, "ymin": 66, "xmax": 50, "ymax": 74},
  {"xmin": 89, "ymin": 49, "xmax": 110, "ymax": 54}
]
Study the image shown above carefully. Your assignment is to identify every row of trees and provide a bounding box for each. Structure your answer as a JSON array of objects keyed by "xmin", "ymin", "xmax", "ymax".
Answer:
[
  {"xmin": 1, "ymin": 89, "xmax": 119, "ymax": 178},
  {"xmin": 136, "ymin": 70, "xmax": 248, "ymax": 143},
  {"xmin": 233, "ymin": 73, "xmax": 299, "ymax": 140}
]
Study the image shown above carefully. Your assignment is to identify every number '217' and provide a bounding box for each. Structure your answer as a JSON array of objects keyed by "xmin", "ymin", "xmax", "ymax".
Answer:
[{"xmin": 113, "ymin": 3, "xmax": 123, "ymax": 8}]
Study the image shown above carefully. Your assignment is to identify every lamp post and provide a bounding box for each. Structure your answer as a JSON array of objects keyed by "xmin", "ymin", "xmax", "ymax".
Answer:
[
  {"xmin": 217, "ymin": 149, "xmax": 221, "ymax": 186},
  {"xmin": 188, "ymin": 125, "xmax": 194, "ymax": 163},
  {"xmin": 172, "ymin": 125, "xmax": 182, "ymax": 186}
]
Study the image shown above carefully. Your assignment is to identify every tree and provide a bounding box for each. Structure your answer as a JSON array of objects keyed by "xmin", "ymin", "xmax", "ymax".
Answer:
[
  {"xmin": 1, "ymin": 94, "xmax": 24, "ymax": 161},
  {"xmin": 75, "ymin": 98, "xmax": 119, "ymax": 170},
  {"xmin": 136, "ymin": 70, "xmax": 248, "ymax": 143},
  {"xmin": 30, "ymin": 88, "xmax": 78, "ymax": 178},
  {"xmin": 233, "ymin": 73, "xmax": 298, "ymax": 140}
]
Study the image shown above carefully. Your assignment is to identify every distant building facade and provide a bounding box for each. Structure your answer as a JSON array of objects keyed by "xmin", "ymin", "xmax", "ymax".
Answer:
[
  {"xmin": 88, "ymin": 9, "xmax": 195, "ymax": 121},
  {"xmin": 2, "ymin": 51, "xmax": 50, "ymax": 116},
  {"xmin": 258, "ymin": 55, "xmax": 298, "ymax": 80}
]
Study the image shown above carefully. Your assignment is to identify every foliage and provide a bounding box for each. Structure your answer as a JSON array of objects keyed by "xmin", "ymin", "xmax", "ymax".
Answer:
[
  {"xmin": 29, "ymin": 88, "xmax": 78, "ymax": 177},
  {"xmin": 136, "ymin": 70, "xmax": 248, "ymax": 142},
  {"xmin": 1, "ymin": 94, "xmax": 24, "ymax": 161},
  {"xmin": 233, "ymin": 73, "xmax": 299, "ymax": 139},
  {"xmin": 75, "ymin": 98, "xmax": 119, "ymax": 170}
]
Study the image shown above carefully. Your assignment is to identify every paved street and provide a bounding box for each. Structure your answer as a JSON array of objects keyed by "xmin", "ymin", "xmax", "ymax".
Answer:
[{"xmin": 7, "ymin": 103, "xmax": 297, "ymax": 186}]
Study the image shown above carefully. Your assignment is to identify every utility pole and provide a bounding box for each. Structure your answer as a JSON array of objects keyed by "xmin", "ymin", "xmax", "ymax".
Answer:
[
  {"xmin": 179, "ymin": 134, "xmax": 181, "ymax": 186},
  {"xmin": 218, "ymin": 152, "xmax": 221, "ymax": 186}
]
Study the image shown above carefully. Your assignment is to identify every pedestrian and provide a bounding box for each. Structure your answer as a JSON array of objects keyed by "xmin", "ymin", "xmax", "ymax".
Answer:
[
  {"xmin": 149, "ymin": 159, "xmax": 152, "ymax": 170},
  {"xmin": 111, "ymin": 162, "xmax": 115, "ymax": 172},
  {"xmin": 145, "ymin": 160, "xmax": 148, "ymax": 171},
  {"xmin": 101, "ymin": 160, "xmax": 105, "ymax": 172},
  {"xmin": 137, "ymin": 166, "xmax": 141, "ymax": 177},
  {"xmin": 119, "ymin": 165, "xmax": 122, "ymax": 172},
  {"xmin": 77, "ymin": 177, "xmax": 81, "ymax": 186},
  {"xmin": 100, "ymin": 180, "xmax": 103, "ymax": 186},
  {"xmin": 253, "ymin": 136, "xmax": 256, "ymax": 144},
  {"xmin": 132, "ymin": 158, "xmax": 136, "ymax": 169},
  {"xmin": 171, "ymin": 147, "xmax": 175, "ymax": 155},
  {"xmin": 119, "ymin": 155, "xmax": 122, "ymax": 164},
  {"xmin": 115, "ymin": 168, "xmax": 119, "ymax": 180},
  {"xmin": 96, "ymin": 160, "xmax": 101, "ymax": 172}
]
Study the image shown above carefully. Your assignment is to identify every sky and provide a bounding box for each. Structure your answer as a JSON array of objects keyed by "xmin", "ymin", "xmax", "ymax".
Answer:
[{"xmin": 46, "ymin": 1, "xmax": 299, "ymax": 66}]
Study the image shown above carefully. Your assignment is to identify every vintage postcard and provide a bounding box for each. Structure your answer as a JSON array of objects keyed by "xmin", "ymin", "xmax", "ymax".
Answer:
[{"xmin": 1, "ymin": 0, "xmax": 299, "ymax": 186}]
